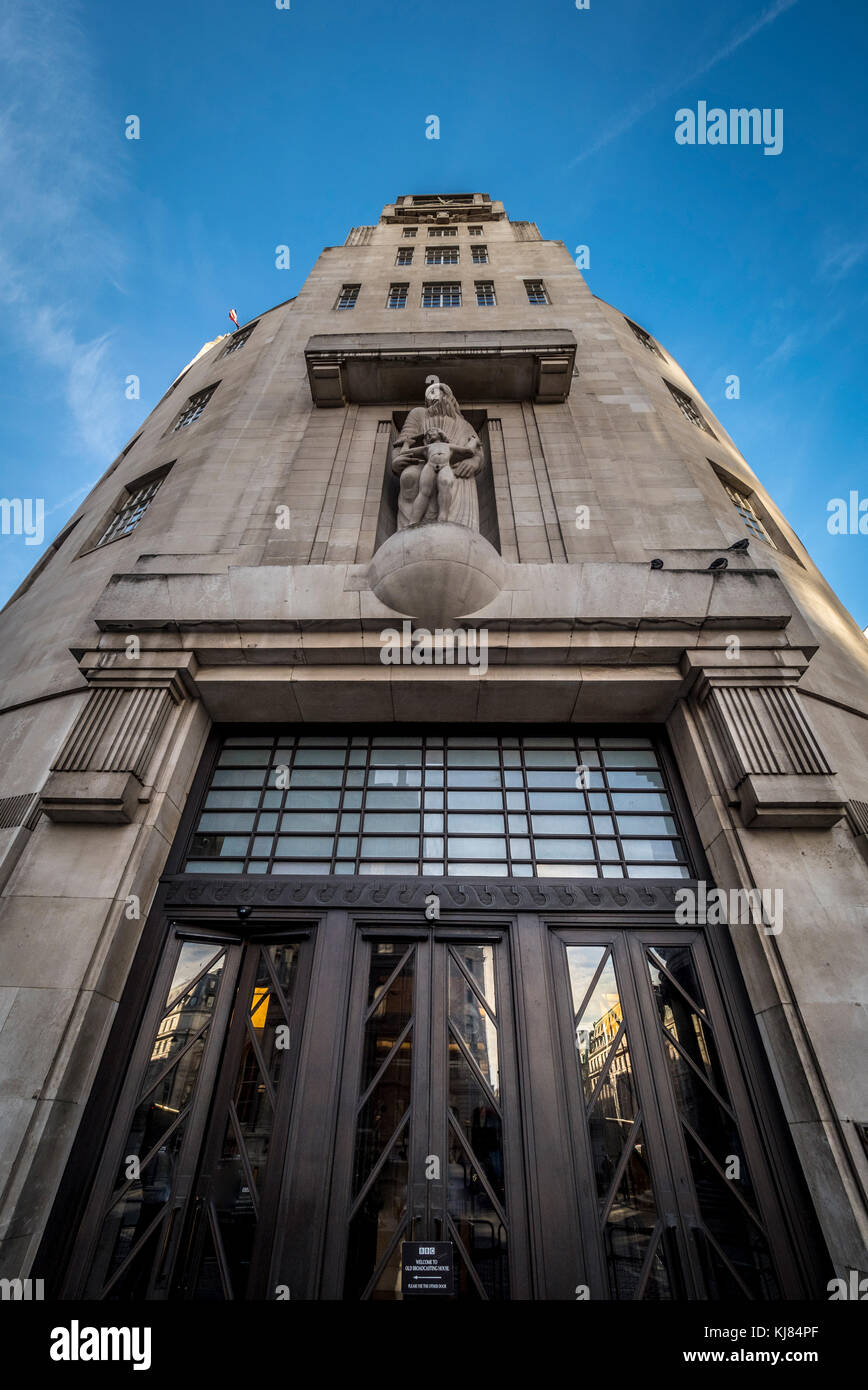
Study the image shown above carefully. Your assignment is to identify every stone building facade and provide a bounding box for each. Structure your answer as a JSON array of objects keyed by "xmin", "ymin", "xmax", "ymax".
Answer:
[{"xmin": 0, "ymin": 192, "xmax": 865, "ymax": 1301}]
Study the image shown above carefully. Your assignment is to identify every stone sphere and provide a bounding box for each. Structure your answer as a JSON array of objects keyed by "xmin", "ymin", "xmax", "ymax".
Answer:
[{"xmin": 367, "ymin": 523, "xmax": 506, "ymax": 623}]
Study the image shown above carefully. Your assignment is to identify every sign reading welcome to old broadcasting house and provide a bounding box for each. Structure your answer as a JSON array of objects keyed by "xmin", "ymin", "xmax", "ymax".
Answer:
[{"xmin": 401, "ymin": 1242, "xmax": 454, "ymax": 1297}]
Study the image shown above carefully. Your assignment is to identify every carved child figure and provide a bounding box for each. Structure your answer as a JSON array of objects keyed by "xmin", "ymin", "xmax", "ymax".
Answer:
[{"xmin": 397, "ymin": 428, "xmax": 478, "ymax": 526}]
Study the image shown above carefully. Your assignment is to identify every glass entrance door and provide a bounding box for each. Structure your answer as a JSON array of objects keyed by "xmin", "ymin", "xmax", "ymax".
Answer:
[
  {"xmin": 553, "ymin": 927, "xmax": 789, "ymax": 1300},
  {"xmin": 324, "ymin": 928, "xmax": 528, "ymax": 1300},
  {"xmin": 65, "ymin": 926, "xmax": 312, "ymax": 1300}
]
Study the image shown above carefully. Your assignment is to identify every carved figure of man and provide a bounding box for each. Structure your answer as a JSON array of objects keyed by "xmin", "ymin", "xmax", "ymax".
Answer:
[{"xmin": 392, "ymin": 376, "xmax": 484, "ymax": 530}]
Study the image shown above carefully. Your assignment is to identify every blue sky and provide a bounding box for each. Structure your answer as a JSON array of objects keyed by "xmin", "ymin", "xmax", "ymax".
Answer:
[{"xmin": 1, "ymin": 0, "xmax": 866, "ymax": 623}]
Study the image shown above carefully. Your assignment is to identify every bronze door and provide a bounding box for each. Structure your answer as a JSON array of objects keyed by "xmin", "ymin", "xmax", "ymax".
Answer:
[
  {"xmin": 552, "ymin": 926, "xmax": 796, "ymax": 1300},
  {"xmin": 64, "ymin": 925, "xmax": 312, "ymax": 1300},
  {"xmin": 322, "ymin": 926, "xmax": 530, "ymax": 1300}
]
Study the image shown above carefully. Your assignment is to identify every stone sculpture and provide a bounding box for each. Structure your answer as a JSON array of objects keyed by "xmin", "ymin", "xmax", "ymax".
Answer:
[{"xmin": 392, "ymin": 376, "xmax": 484, "ymax": 530}]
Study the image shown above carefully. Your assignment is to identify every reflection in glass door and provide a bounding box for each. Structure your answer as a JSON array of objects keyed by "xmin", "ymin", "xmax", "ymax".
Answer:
[
  {"xmin": 556, "ymin": 929, "xmax": 789, "ymax": 1300},
  {"xmin": 333, "ymin": 931, "xmax": 526, "ymax": 1300},
  {"xmin": 68, "ymin": 928, "xmax": 311, "ymax": 1300}
]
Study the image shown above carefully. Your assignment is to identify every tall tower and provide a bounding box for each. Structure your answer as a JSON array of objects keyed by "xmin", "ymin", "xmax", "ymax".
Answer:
[{"xmin": 0, "ymin": 193, "xmax": 865, "ymax": 1302}]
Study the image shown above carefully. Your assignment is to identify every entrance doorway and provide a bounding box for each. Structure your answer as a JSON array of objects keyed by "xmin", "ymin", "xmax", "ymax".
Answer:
[
  {"xmin": 322, "ymin": 926, "xmax": 527, "ymax": 1299},
  {"xmin": 49, "ymin": 727, "xmax": 820, "ymax": 1301}
]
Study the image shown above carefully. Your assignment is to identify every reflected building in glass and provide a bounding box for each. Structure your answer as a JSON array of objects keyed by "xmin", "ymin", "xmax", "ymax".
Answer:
[{"xmin": 0, "ymin": 193, "xmax": 866, "ymax": 1302}]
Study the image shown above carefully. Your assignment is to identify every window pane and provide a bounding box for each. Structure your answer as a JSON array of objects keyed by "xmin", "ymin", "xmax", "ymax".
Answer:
[{"xmin": 184, "ymin": 733, "xmax": 687, "ymax": 879}]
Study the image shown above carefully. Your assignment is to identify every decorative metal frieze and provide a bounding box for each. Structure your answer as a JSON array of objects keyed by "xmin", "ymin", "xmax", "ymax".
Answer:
[{"xmin": 164, "ymin": 874, "xmax": 687, "ymax": 914}]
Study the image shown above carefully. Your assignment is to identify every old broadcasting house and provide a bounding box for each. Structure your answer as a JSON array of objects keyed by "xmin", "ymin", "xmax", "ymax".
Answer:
[{"xmin": 0, "ymin": 193, "xmax": 866, "ymax": 1302}]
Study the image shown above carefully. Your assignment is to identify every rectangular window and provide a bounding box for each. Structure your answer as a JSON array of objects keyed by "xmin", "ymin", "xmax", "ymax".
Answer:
[
  {"xmin": 335, "ymin": 284, "xmax": 360, "ymax": 311},
  {"xmin": 475, "ymin": 280, "xmax": 496, "ymax": 307},
  {"xmin": 471, "ymin": 245, "xmax": 489, "ymax": 265},
  {"xmin": 387, "ymin": 283, "xmax": 409, "ymax": 310},
  {"xmin": 428, "ymin": 227, "xmax": 458, "ymax": 238},
  {"xmin": 468, "ymin": 225, "xmax": 483, "ymax": 235},
  {"xmin": 524, "ymin": 279, "xmax": 549, "ymax": 305},
  {"xmin": 422, "ymin": 281, "xmax": 461, "ymax": 308},
  {"xmin": 395, "ymin": 247, "xmax": 414, "ymax": 265},
  {"xmin": 222, "ymin": 321, "xmax": 258, "ymax": 355},
  {"xmin": 93, "ymin": 470, "xmax": 170, "ymax": 548},
  {"xmin": 721, "ymin": 479, "xmax": 776, "ymax": 546},
  {"xmin": 665, "ymin": 381, "xmax": 716, "ymax": 435},
  {"xmin": 402, "ymin": 227, "xmax": 417, "ymax": 238},
  {"xmin": 625, "ymin": 317, "xmax": 663, "ymax": 358},
  {"xmin": 425, "ymin": 246, "xmax": 459, "ymax": 265},
  {"xmin": 182, "ymin": 732, "xmax": 691, "ymax": 880},
  {"xmin": 172, "ymin": 384, "xmax": 218, "ymax": 431}
]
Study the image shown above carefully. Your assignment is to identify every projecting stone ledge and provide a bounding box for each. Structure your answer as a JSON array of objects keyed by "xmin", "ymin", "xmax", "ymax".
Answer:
[{"xmin": 304, "ymin": 329, "xmax": 577, "ymax": 405}]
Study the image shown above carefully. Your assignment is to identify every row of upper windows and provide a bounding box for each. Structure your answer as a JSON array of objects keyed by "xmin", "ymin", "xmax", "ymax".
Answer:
[
  {"xmin": 388, "ymin": 282, "xmax": 495, "ymax": 308},
  {"xmin": 396, "ymin": 246, "xmax": 489, "ymax": 264},
  {"xmin": 335, "ymin": 280, "xmax": 549, "ymax": 310},
  {"xmin": 402, "ymin": 225, "xmax": 484, "ymax": 237}
]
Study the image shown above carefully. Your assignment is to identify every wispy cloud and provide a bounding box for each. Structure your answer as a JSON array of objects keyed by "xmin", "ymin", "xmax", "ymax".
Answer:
[
  {"xmin": 819, "ymin": 239, "xmax": 868, "ymax": 283},
  {"xmin": 0, "ymin": 4, "xmax": 129, "ymax": 462},
  {"xmin": 568, "ymin": 0, "xmax": 799, "ymax": 166}
]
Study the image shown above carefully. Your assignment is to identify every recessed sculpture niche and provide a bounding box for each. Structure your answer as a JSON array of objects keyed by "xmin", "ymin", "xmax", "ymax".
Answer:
[{"xmin": 368, "ymin": 376, "xmax": 505, "ymax": 623}]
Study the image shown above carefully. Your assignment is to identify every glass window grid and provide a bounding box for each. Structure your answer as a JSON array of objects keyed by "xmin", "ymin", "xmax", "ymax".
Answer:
[
  {"xmin": 723, "ymin": 482, "xmax": 776, "ymax": 547},
  {"xmin": 428, "ymin": 227, "xmax": 458, "ymax": 237},
  {"xmin": 422, "ymin": 282, "xmax": 461, "ymax": 308},
  {"xmin": 386, "ymin": 283, "xmax": 409, "ymax": 309},
  {"xmin": 625, "ymin": 318, "xmax": 663, "ymax": 358},
  {"xmin": 524, "ymin": 279, "xmax": 549, "ymax": 305},
  {"xmin": 395, "ymin": 248, "xmax": 414, "ymax": 265},
  {"xmin": 665, "ymin": 381, "xmax": 715, "ymax": 435},
  {"xmin": 183, "ymin": 733, "xmax": 691, "ymax": 880},
  {"xmin": 94, "ymin": 477, "xmax": 165, "ymax": 547},
  {"xmin": 335, "ymin": 284, "xmax": 360, "ymax": 310},
  {"xmin": 475, "ymin": 280, "xmax": 496, "ymax": 307},
  {"xmin": 468, "ymin": 226, "xmax": 483, "ymax": 235},
  {"xmin": 222, "ymin": 323, "xmax": 257, "ymax": 355},
  {"xmin": 425, "ymin": 247, "xmax": 459, "ymax": 265},
  {"xmin": 172, "ymin": 386, "xmax": 217, "ymax": 430},
  {"xmin": 471, "ymin": 245, "xmax": 489, "ymax": 264},
  {"xmin": 402, "ymin": 228, "xmax": 417, "ymax": 238}
]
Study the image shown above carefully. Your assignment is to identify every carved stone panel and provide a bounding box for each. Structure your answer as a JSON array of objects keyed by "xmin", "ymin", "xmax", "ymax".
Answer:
[
  {"xmin": 694, "ymin": 673, "xmax": 845, "ymax": 828},
  {"xmin": 40, "ymin": 680, "xmax": 185, "ymax": 824}
]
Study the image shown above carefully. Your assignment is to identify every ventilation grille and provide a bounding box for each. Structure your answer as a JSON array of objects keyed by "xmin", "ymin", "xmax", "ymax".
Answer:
[
  {"xmin": 0, "ymin": 792, "xmax": 42, "ymax": 831},
  {"xmin": 847, "ymin": 799, "xmax": 868, "ymax": 837}
]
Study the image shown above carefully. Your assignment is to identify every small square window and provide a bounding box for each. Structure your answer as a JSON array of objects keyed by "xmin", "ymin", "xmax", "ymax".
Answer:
[
  {"xmin": 425, "ymin": 246, "xmax": 459, "ymax": 265},
  {"xmin": 665, "ymin": 381, "xmax": 716, "ymax": 436},
  {"xmin": 396, "ymin": 247, "xmax": 414, "ymax": 266},
  {"xmin": 92, "ymin": 470, "xmax": 170, "ymax": 548},
  {"xmin": 468, "ymin": 225, "xmax": 483, "ymax": 236},
  {"xmin": 428, "ymin": 226, "xmax": 458, "ymax": 238},
  {"xmin": 402, "ymin": 227, "xmax": 417, "ymax": 238},
  {"xmin": 524, "ymin": 279, "xmax": 549, "ymax": 305},
  {"xmin": 172, "ymin": 384, "xmax": 218, "ymax": 431},
  {"xmin": 387, "ymin": 283, "xmax": 409, "ymax": 310},
  {"xmin": 625, "ymin": 317, "xmax": 663, "ymax": 358},
  {"xmin": 422, "ymin": 282, "xmax": 461, "ymax": 308},
  {"xmin": 222, "ymin": 321, "xmax": 258, "ymax": 355},
  {"xmin": 471, "ymin": 245, "xmax": 489, "ymax": 264},
  {"xmin": 335, "ymin": 284, "xmax": 360, "ymax": 311},
  {"xmin": 475, "ymin": 280, "xmax": 496, "ymax": 307},
  {"xmin": 721, "ymin": 478, "xmax": 776, "ymax": 547}
]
